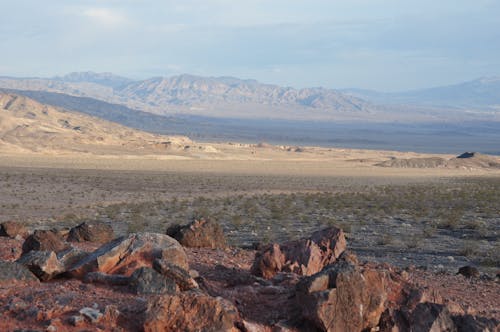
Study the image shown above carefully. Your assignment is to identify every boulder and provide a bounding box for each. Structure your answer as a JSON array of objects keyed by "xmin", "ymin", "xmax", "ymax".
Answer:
[
  {"xmin": 453, "ymin": 314, "xmax": 500, "ymax": 332},
  {"xmin": 0, "ymin": 261, "xmax": 39, "ymax": 282},
  {"xmin": 252, "ymin": 227, "xmax": 346, "ymax": 279},
  {"xmin": 57, "ymin": 247, "xmax": 89, "ymax": 271},
  {"xmin": 457, "ymin": 266, "xmax": 480, "ymax": 279},
  {"xmin": 143, "ymin": 291, "xmax": 240, "ymax": 332},
  {"xmin": 167, "ymin": 218, "xmax": 227, "ymax": 249},
  {"xmin": 68, "ymin": 232, "xmax": 188, "ymax": 278},
  {"xmin": 0, "ymin": 221, "xmax": 29, "ymax": 239},
  {"xmin": 410, "ymin": 303, "xmax": 457, "ymax": 332},
  {"xmin": 153, "ymin": 258, "xmax": 199, "ymax": 291},
  {"xmin": 16, "ymin": 251, "xmax": 64, "ymax": 281},
  {"xmin": 129, "ymin": 267, "xmax": 178, "ymax": 295},
  {"xmin": 22, "ymin": 229, "xmax": 69, "ymax": 255},
  {"xmin": 67, "ymin": 221, "xmax": 115, "ymax": 243},
  {"xmin": 296, "ymin": 261, "xmax": 389, "ymax": 332}
]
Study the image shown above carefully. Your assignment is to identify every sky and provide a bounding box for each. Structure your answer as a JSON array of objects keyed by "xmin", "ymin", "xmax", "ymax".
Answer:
[{"xmin": 1, "ymin": 0, "xmax": 499, "ymax": 91}]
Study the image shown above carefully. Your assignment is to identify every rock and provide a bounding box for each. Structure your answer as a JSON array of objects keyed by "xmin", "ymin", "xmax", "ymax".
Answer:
[
  {"xmin": 79, "ymin": 307, "xmax": 103, "ymax": 323},
  {"xmin": 67, "ymin": 221, "xmax": 115, "ymax": 243},
  {"xmin": 167, "ymin": 218, "xmax": 227, "ymax": 249},
  {"xmin": 68, "ymin": 232, "xmax": 189, "ymax": 278},
  {"xmin": 22, "ymin": 229, "xmax": 69, "ymax": 255},
  {"xmin": 457, "ymin": 266, "xmax": 480, "ymax": 278},
  {"xmin": 296, "ymin": 262, "xmax": 389, "ymax": 332},
  {"xmin": 0, "ymin": 221, "xmax": 29, "ymax": 239},
  {"xmin": 452, "ymin": 314, "xmax": 500, "ymax": 332},
  {"xmin": 83, "ymin": 272, "xmax": 130, "ymax": 286},
  {"xmin": 68, "ymin": 315, "xmax": 85, "ymax": 327},
  {"xmin": 129, "ymin": 267, "xmax": 178, "ymax": 295},
  {"xmin": 143, "ymin": 291, "xmax": 240, "ymax": 332},
  {"xmin": 252, "ymin": 227, "xmax": 346, "ymax": 279},
  {"xmin": 0, "ymin": 261, "xmax": 39, "ymax": 282},
  {"xmin": 410, "ymin": 303, "xmax": 457, "ymax": 332},
  {"xmin": 56, "ymin": 247, "xmax": 89, "ymax": 271},
  {"xmin": 16, "ymin": 251, "xmax": 64, "ymax": 281},
  {"xmin": 153, "ymin": 258, "xmax": 199, "ymax": 291}
]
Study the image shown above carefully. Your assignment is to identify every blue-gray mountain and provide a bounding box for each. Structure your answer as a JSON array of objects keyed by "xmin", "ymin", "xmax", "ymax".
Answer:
[{"xmin": 342, "ymin": 76, "xmax": 500, "ymax": 109}]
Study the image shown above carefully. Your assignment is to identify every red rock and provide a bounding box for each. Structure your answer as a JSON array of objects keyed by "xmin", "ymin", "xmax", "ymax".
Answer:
[
  {"xmin": 252, "ymin": 227, "xmax": 346, "ymax": 279},
  {"xmin": 16, "ymin": 251, "xmax": 64, "ymax": 281},
  {"xmin": 143, "ymin": 291, "xmax": 240, "ymax": 332},
  {"xmin": 167, "ymin": 218, "xmax": 227, "ymax": 249},
  {"xmin": 297, "ymin": 262, "xmax": 390, "ymax": 332},
  {"xmin": 68, "ymin": 232, "xmax": 188, "ymax": 278},
  {"xmin": 0, "ymin": 221, "xmax": 29, "ymax": 239}
]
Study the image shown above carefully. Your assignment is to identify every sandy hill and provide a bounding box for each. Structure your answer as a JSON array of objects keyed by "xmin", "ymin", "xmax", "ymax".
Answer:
[
  {"xmin": 376, "ymin": 152, "xmax": 500, "ymax": 169},
  {"xmin": 0, "ymin": 92, "xmax": 192, "ymax": 155}
]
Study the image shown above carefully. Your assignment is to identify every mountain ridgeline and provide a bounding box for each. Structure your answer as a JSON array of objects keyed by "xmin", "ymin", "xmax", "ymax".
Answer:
[{"xmin": 0, "ymin": 72, "xmax": 372, "ymax": 120}]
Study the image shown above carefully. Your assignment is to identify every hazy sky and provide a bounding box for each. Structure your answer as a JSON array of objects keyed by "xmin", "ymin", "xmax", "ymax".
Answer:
[{"xmin": 1, "ymin": 0, "xmax": 499, "ymax": 91}]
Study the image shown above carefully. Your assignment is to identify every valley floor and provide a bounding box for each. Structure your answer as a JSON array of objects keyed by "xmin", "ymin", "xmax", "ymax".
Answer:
[{"xmin": 0, "ymin": 150, "xmax": 499, "ymax": 274}]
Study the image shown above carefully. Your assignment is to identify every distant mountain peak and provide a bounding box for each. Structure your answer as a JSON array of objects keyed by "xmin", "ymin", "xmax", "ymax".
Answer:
[
  {"xmin": 475, "ymin": 76, "xmax": 500, "ymax": 84},
  {"xmin": 54, "ymin": 71, "xmax": 133, "ymax": 88}
]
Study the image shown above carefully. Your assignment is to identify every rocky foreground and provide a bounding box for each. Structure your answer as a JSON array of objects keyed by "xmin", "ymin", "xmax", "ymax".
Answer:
[{"xmin": 0, "ymin": 219, "xmax": 498, "ymax": 331}]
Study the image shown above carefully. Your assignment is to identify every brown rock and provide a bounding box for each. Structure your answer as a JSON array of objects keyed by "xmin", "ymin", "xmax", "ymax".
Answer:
[
  {"xmin": 68, "ymin": 232, "xmax": 188, "ymax": 278},
  {"xmin": 252, "ymin": 227, "xmax": 346, "ymax": 279},
  {"xmin": 0, "ymin": 221, "xmax": 29, "ymax": 239},
  {"xmin": 410, "ymin": 303, "xmax": 457, "ymax": 332},
  {"xmin": 167, "ymin": 218, "xmax": 227, "ymax": 249},
  {"xmin": 296, "ymin": 262, "xmax": 389, "ymax": 332},
  {"xmin": 452, "ymin": 314, "xmax": 500, "ymax": 332},
  {"xmin": 67, "ymin": 221, "xmax": 115, "ymax": 243},
  {"xmin": 153, "ymin": 258, "xmax": 199, "ymax": 291},
  {"xmin": 16, "ymin": 251, "xmax": 64, "ymax": 281},
  {"xmin": 457, "ymin": 266, "xmax": 480, "ymax": 279},
  {"xmin": 22, "ymin": 229, "xmax": 69, "ymax": 255},
  {"xmin": 143, "ymin": 291, "xmax": 240, "ymax": 332}
]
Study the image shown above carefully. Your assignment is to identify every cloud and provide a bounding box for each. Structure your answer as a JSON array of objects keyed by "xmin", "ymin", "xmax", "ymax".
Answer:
[{"xmin": 82, "ymin": 8, "xmax": 126, "ymax": 26}]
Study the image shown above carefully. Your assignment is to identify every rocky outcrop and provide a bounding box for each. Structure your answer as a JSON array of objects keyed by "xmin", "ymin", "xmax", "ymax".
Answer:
[
  {"xmin": 143, "ymin": 291, "xmax": 240, "ymax": 332},
  {"xmin": 68, "ymin": 232, "xmax": 188, "ymax": 278},
  {"xmin": 22, "ymin": 229, "xmax": 69, "ymax": 255},
  {"xmin": 67, "ymin": 221, "xmax": 115, "ymax": 243},
  {"xmin": 0, "ymin": 261, "xmax": 39, "ymax": 282},
  {"xmin": 129, "ymin": 267, "xmax": 178, "ymax": 295},
  {"xmin": 296, "ymin": 261, "xmax": 390, "ymax": 332},
  {"xmin": 16, "ymin": 251, "xmax": 64, "ymax": 281},
  {"xmin": 167, "ymin": 218, "xmax": 227, "ymax": 249},
  {"xmin": 252, "ymin": 227, "xmax": 346, "ymax": 279},
  {"xmin": 153, "ymin": 258, "xmax": 199, "ymax": 291},
  {"xmin": 0, "ymin": 221, "xmax": 29, "ymax": 239}
]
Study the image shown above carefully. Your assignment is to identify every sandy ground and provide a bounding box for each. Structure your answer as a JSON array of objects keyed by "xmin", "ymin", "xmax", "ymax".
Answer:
[{"xmin": 1, "ymin": 148, "xmax": 499, "ymax": 178}]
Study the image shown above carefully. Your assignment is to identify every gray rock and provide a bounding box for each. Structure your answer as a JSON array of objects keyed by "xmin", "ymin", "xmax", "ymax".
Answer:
[
  {"xmin": 129, "ymin": 267, "xmax": 178, "ymax": 295},
  {"xmin": 153, "ymin": 258, "xmax": 199, "ymax": 291},
  {"xmin": 79, "ymin": 307, "xmax": 103, "ymax": 323},
  {"xmin": 0, "ymin": 261, "xmax": 39, "ymax": 282}
]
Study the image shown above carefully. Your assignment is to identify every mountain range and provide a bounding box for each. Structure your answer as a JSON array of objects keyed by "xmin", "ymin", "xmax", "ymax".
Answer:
[
  {"xmin": 342, "ymin": 76, "xmax": 500, "ymax": 110},
  {"xmin": 0, "ymin": 72, "xmax": 499, "ymax": 122}
]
